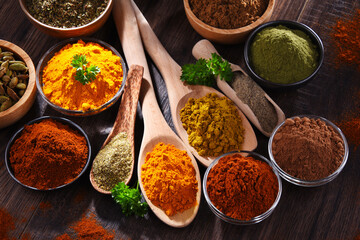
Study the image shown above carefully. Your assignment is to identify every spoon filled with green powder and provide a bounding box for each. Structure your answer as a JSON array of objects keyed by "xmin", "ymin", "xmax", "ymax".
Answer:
[{"xmin": 90, "ymin": 65, "xmax": 143, "ymax": 194}]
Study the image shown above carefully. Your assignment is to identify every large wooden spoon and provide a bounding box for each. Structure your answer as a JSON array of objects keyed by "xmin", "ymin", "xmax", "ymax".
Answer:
[
  {"xmin": 192, "ymin": 39, "xmax": 286, "ymax": 137},
  {"xmin": 131, "ymin": 1, "xmax": 257, "ymax": 167},
  {"xmin": 113, "ymin": 0, "xmax": 201, "ymax": 228},
  {"xmin": 90, "ymin": 64, "xmax": 143, "ymax": 194}
]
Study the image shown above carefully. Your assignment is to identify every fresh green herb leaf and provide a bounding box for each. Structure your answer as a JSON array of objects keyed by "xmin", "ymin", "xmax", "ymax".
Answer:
[
  {"xmin": 180, "ymin": 53, "xmax": 233, "ymax": 86},
  {"xmin": 71, "ymin": 54, "xmax": 100, "ymax": 85},
  {"xmin": 111, "ymin": 182, "xmax": 148, "ymax": 217}
]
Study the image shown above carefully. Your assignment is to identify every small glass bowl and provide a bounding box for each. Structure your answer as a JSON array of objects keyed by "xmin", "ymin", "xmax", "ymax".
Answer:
[
  {"xmin": 5, "ymin": 116, "xmax": 92, "ymax": 191},
  {"xmin": 203, "ymin": 151, "xmax": 282, "ymax": 225},
  {"xmin": 244, "ymin": 20, "xmax": 324, "ymax": 89},
  {"xmin": 36, "ymin": 38, "xmax": 127, "ymax": 116},
  {"xmin": 268, "ymin": 115, "xmax": 349, "ymax": 187}
]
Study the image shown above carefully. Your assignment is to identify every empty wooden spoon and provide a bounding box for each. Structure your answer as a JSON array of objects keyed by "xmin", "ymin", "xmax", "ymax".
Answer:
[
  {"xmin": 192, "ymin": 39, "xmax": 286, "ymax": 137},
  {"xmin": 90, "ymin": 64, "xmax": 143, "ymax": 194},
  {"xmin": 113, "ymin": 0, "xmax": 201, "ymax": 228},
  {"xmin": 132, "ymin": 1, "xmax": 257, "ymax": 167}
]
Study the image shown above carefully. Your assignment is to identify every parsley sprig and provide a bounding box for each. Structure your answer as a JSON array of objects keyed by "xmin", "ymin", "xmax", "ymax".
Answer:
[
  {"xmin": 111, "ymin": 182, "xmax": 148, "ymax": 217},
  {"xmin": 180, "ymin": 53, "xmax": 233, "ymax": 86},
  {"xmin": 71, "ymin": 54, "xmax": 100, "ymax": 85}
]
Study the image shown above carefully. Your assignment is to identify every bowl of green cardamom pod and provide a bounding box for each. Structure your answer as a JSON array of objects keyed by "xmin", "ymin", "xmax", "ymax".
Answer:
[
  {"xmin": 0, "ymin": 40, "xmax": 37, "ymax": 129},
  {"xmin": 244, "ymin": 20, "xmax": 324, "ymax": 89},
  {"xmin": 19, "ymin": 0, "xmax": 113, "ymax": 38}
]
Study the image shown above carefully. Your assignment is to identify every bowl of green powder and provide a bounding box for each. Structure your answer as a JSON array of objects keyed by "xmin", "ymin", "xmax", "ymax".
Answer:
[{"xmin": 244, "ymin": 20, "xmax": 324, "ymax": 88}]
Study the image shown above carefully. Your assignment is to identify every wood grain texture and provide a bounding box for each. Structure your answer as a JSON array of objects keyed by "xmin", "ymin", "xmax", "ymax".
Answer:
[{"xmin": 0, "ymin": 0, "xmax": 359, "ymax": 239}]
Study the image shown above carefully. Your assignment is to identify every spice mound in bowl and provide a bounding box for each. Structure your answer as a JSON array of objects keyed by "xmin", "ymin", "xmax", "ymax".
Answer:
[
  {"xmin": 183, "ymin": 0, "xmax": 275, "ymax": 44},
  {"xmin": 203, "ymin": 151, "xmax": 282, "ymax": 225},
  {"xmin": 5, "ymin": 116, "xmax": 91, "ymax": 191},
  {"xmin": 244, "ymin": 20, "xmax": 324, "ymax": 88},
  {"xmin": 268, "ymin": 116, "xmax": 349, "ymax": 187},
  {"xmin": 36, "ymin": 38, "xmax": 126, "ymax": 116},
  {"xmin": 19, "ymin": 0, "xmax": 113, "ymax": 38},
  {"xmin": 0, "ymin": 40, "xmax": 37, "ymax": 129}
]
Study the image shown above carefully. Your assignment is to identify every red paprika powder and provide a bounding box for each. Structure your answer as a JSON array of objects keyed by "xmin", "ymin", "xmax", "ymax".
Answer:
[
  {"xmin": 206, "ymin": 153, "xmax": 278, "ymax": 221},
  {"xmin": 9, "ymin": 119, "xmax": 88, "ymax": 190}
]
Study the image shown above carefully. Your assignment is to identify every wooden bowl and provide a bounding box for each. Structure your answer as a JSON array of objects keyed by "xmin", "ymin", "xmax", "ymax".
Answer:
[
  {"xmin": 0, "ymin": 40, "xmax": 36, "ymax": 129},
  {"xmin": 18, "ymin": 0, "xmax": 113, "ymax": 38},
  {"xmin": 183, "ymin": 0, "xmax": 275, "ymax": 44}
]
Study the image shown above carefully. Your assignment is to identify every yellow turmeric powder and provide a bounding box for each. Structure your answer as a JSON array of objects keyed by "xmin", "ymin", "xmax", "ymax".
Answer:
[
  {"xmin": 141, "ymin": 142, "xmax": 198, "ymax": 216},
  {"xmin": 180, "ymin": 92, "xmax": 245, "ymax": 156},
  {"xmin": 42, "ymin": 40, "xmax": 123, "ymax": 111}
]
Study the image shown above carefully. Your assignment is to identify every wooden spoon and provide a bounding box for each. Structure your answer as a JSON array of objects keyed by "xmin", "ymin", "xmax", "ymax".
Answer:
[
  {"xmin": 90, "ymin": 64, "xmax": 143, "ymax": 194},
  {"xmin": 113, "ymin": 0, "xmax": 201, "ymax": 228},
  {"xmin": 192, "ymin": 39, "xmax": 286, "ymax": 137},
  {"xmin": 131, "ymin": 1, "xmax": 257, "ymax": 167}
]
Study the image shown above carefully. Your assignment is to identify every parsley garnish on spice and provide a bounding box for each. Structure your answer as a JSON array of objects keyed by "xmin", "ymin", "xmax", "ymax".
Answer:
[
  {"xmin": 71, "ymin": 54, "xmax": 100, "ymax": 85},
  {"xmin": 180, "ymin": 53, "xmax": 233, "ymax": 86},
  {"xmin": 111, "ymin": 182, "xmax": 148, "ymax": 217}
]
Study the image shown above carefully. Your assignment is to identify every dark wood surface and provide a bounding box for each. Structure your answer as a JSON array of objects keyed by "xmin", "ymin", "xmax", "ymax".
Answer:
[{"xmin": 1, "ymin": 0, "xmax": 360, "ymax": 239}]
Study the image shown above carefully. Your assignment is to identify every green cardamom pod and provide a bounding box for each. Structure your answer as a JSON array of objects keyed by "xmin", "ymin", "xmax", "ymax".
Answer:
[{"xmin": 9, "ymin": 63, "xmax": 28, "ymax": 71}]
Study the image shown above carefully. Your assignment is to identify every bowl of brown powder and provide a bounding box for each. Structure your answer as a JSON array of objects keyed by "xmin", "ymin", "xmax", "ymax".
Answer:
[
  {"xmin": 183, "ymin": 0, "xmax": 275, "ymax": 44},
  {"xmin": 268, "ymin": 115, "xmax": 349, "ymax": 187}
]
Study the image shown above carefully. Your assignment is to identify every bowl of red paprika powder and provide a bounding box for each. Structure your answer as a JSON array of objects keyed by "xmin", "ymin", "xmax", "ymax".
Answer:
[
  {"xmin": 268, "ymin": 115, "xmax": 349, "ymax": 187},
  {"xmin": 5, "ymin": 116, "xmax": 91, "ymax": 191},
  {"xmin": 203, "ymin": 151, "xmax": 282, "ymax": 225}
]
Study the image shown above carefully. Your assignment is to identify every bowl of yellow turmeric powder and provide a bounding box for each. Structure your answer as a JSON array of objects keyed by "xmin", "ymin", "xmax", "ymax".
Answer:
[{"xmin": 36, "ymin": 38, "xmax": 127, "ymax": 116}]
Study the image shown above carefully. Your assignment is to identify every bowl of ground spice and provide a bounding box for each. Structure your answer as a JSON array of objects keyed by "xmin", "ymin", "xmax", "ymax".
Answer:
[
  {"xmin": 203, "ymin": 151, "xmax": 282, "ymax": 225},
  {"xmin": 269, "ymin": 115, "xmax": 349, "ymax": 187},
  {"xmin": 5, "ymin": 116, "xmax": 91, "ymax": 191},
  {"xmin": 19, "ymin": 0, "xmax": 113, "ymax": 38},
  {"xmin": 36, "ymin": 38, "xmax": 126, "ymax": 116},
  {"xmin": 244, "ymin": 20, "xmax": 324, "ymax": 88},
  {"xmin": 0, "ymin": 40, "xmax": 37, "ymax": 129},
  {"xmin": 184, "ymin": 0, "xmax": 275, "ymax": 44}
]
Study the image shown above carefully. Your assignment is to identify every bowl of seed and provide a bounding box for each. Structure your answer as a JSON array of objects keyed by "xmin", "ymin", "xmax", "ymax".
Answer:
[
  {"xmin": 19, "ymin": 0, "xmax": 113, "ymax": 38},
  {"xmin": 0, "ymin": 40, "xmax": 37, "ymax": 129}
]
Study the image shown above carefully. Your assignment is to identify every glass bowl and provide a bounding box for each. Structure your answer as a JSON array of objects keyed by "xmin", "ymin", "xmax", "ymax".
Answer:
[
  {"xmin": 5, "ymin": 116, "xmax": 92, "ymax": 191},
  {"xmin": 36, "ymin": 38, "xmax": 127, "ymax": 116},
  {"xmin": 268, "ymin": 115, "xmax": 349, "ymax": 187},
  {"xmin": 244, "ymin": 20, "xmax": 324, "ymax": 89},
  {"xmin": 203, "ymin": 150, "xmax": 282, "ymax": 225}
]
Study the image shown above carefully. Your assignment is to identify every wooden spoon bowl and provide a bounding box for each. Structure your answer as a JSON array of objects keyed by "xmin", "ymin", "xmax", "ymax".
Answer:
[{"xmin": 113, "ymin": 0, "xmax": 201, "ymax": 227}]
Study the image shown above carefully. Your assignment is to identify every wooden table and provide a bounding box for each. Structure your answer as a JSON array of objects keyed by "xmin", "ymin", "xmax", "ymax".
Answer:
[{"xmin": 1, "ymin": 0, "xmax": 359, "ymax": 239}]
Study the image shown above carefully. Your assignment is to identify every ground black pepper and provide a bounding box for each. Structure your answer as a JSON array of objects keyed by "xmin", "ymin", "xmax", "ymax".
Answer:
[{"xmin": 25, "ymin": 0, "xmax": 109, "ymax": 28}]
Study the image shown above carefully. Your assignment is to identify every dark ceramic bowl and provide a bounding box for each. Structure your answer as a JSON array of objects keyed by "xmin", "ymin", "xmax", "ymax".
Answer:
[
  {"xmin": 36, "ymin": 38, "xmax": 127, "ymax": 116},
  {"xmin": 5, "ymin": 116, "xmax": 92, "ymax": 191},
  {"xmin": 203, "ymin": 150, "xmax": 282, "ymax": 225},
  {"xmin": 244, "ymin": 20, "xmax": 324, "ymax": 89}
]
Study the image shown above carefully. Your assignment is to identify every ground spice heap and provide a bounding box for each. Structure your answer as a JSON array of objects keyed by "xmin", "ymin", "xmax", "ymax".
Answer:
[
  {"xmin": 206, "ymin": 153, "xmax": 278, "ymax": 221},
  {"xmin": 42, "ymin": 40, "xmax": 123, "ymax": 112},
  {"xmin": 180, "ymin": 92, "xmax": 244, "ymax": 157},
  {"xmin": 9, "ymin": 118, "xmax": 88, "ymax": 190},
  {"xmin": 55, "ymin": 212, "xmax": 114, "ymax": 240},
  {"xmin": 25, "ymin": 0, "xmax": 109, "ymax": 28},
  {"xmin": 141, "ymin": 142, "xmax": 198, "ymax": 216},
  {"xmin": 272, "ymin": 117, "xmax": 345, "ymax": 181},
  {"xmin": 331, "ymin": 9, "xmax": 360, "ymax": 70},
  {"xmin": 189, "ymin": 0, "xmax": 269, "ymax": 29}
]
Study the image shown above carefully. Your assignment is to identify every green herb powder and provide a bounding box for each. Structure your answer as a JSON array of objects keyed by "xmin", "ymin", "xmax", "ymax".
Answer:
[
  {"xmin": 250, "ymin": 25, "xmax": 319, "ymax": 84},
  {"xmin": 25, "ymin": 0, "xmax": 109, "ymax": 28},
  {"xmin": 93, "ymin": 132, "xmax": 132, "ymax": 191}
]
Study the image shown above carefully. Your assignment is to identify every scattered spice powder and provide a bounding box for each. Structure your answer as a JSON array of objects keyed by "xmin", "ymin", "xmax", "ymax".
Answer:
[
  {"xmin": 55, "ymin": 212, "xmax": 114, "ymax": 240},
  {"xmin": 206, "ymin": 153, "xmax": 278, "ymax": 220},
  {"xmin": 0, "ymin": 208, "xmax": 15, "ymax": 240},
  {"xmin": 39, "ymin": 201, "xmax": 52, "ymax": 211},
  {"xmin": 189, "ymin": 0, "xmax": 269, "ymax": 29},
  {"xmin": 331, "ymin": 9, "xmax": 360, "ymax": 70}
]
